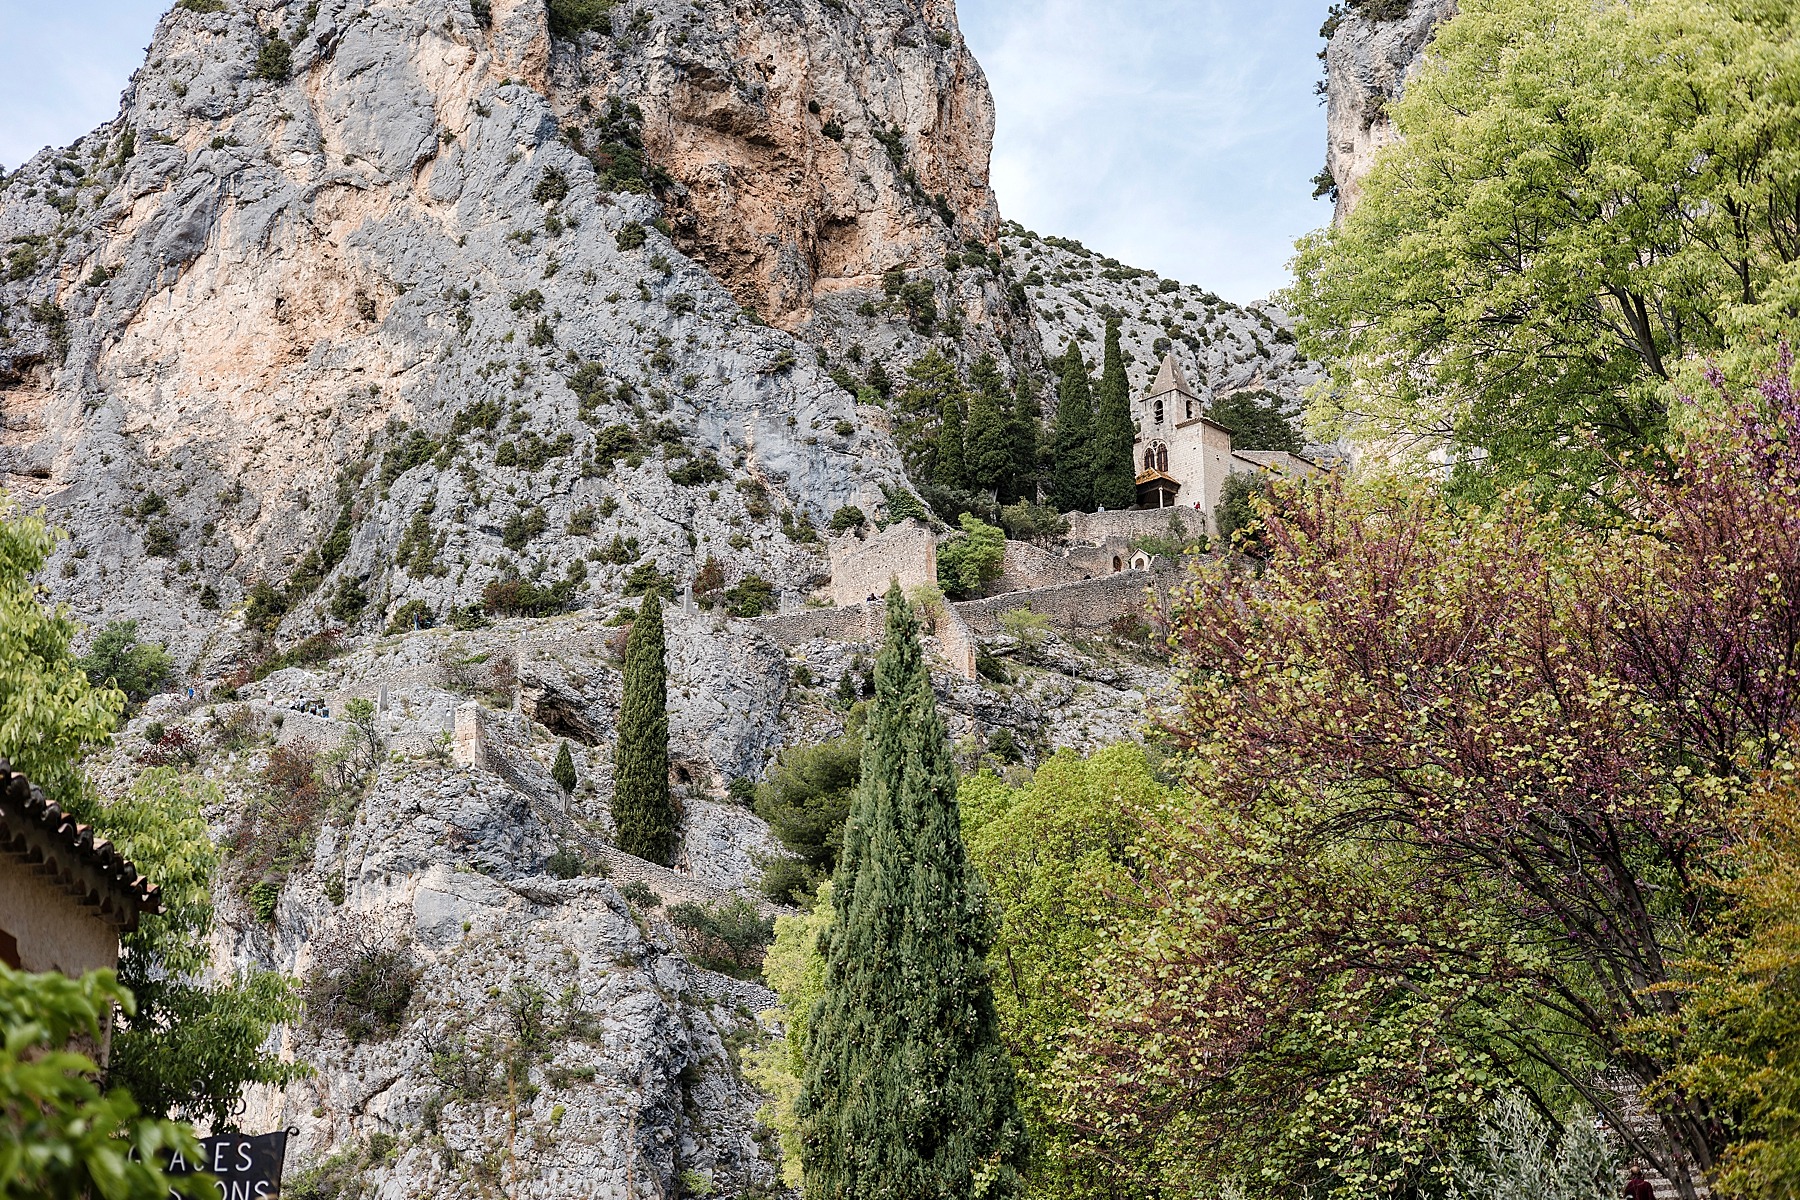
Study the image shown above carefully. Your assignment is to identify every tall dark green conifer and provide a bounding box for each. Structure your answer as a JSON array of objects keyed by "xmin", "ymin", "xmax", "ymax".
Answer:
[
  {"xmin": 1092, "ymin": 319, "xmax": 1138, "ymax": 510},
  {"xmin": 964, "ymin": 355, "xmax": 1013, "ymax": 499},
  {"xmin": 1008, "ymin": 372, "xmax": 1042, "ymax": 505},
  {"xmin": 935, "ymin": 387, "xmax": 966, "ymax": 491},
  {"xmin": 1051, "ymin": 341, "xmax": 1095, "ymax": 512},
  {"xmin": 612, "ymin": 594, "xmax": 676, "ymax": 864},
  {"xmin": 799, "ymin": 589, "xmax": 1025, "ymax": 1200}
]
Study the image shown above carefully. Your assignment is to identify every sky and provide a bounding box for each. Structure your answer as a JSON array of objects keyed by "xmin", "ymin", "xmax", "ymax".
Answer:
[{"xmin": 0, "ymin": 0, "xmax": 1333, "ymax": 303}]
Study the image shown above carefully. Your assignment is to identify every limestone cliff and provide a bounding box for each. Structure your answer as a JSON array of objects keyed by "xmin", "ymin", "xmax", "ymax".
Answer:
[{"xmin": 1321, "ymin": 0, "xmax": 1457, "ymax": 223}]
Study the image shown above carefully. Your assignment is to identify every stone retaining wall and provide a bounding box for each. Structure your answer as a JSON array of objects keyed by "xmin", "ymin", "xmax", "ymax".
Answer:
[
  {"xmin": 954, "ymin": 568, "xmax": 1177, "ymax": 636},
  {"xmin": 1065, "ymin": 506, "xmax": 1206, "ymax": 546}
]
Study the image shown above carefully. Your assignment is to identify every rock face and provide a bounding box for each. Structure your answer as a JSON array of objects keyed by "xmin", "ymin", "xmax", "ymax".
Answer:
[
  {"xmin": 1001, "ymin": 222, "xmax": 1321, "ymax": 413},
  {"xmin": 1323, "ymin": 0, "xmax": 1458, "ymax": 223},
  {"xmin": 0, "ymin": 0, "xmax": 926, "ymax": 663}
]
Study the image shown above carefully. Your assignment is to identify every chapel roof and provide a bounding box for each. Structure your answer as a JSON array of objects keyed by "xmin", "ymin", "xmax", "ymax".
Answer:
[{"xmin": 1147, "ymin": 353, "xmax": 1200, "ymax": 401}]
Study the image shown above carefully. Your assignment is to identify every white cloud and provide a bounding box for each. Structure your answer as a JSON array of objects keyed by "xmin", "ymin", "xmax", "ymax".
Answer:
[{"xmin": 961, "ymin": 0, "xmax": 1333, "ymax": 302}]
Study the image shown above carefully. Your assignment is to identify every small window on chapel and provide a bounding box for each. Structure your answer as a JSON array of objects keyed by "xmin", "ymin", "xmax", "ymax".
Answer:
[
  {"xmin": 1185, "ymin": 397, "xmax": 1193, "ymax": 420},
  {"xmin": 1154, "ymin": 399, "xmax": 1165, "ymax": 424}
]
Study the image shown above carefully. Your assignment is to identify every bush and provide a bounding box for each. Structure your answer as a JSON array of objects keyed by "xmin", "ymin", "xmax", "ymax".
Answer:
[
  {"xmin": 619, "ymin": 880, "xmax": 660, "ymax": 909},
  {"xmin": 668, "ymin": 453, "xmax": 727, "ymax": 487},
  {"xmin": 615, "ymin": 222, "xmax": 647, "ymax": 251},
  {"xmin": 722, "ymin": 574, "xmax": 776, "ymax": 618},
  {"xmin": 547, "ymin": 0, "xmax": 616, "ymax": 39},
  {"xmin": 999, "ymin": 607, "xmax": 1051, "ymax": 648},
  {"xmin": 385, "ymin": 599, "xmax": 434, "ymax": 635},
  {"xmin": 247, "ymin": 880, "xmax": 281, "ymax": 924},
  {"xmin": 829, "ymin": 505, "xmax": 866, "ymax": 535},
  {"xmin": 622, "ymin": 560, "xmax": 674, "ymax": 599},
  {"xmin": 937, "ymin": 513, "xmax": 1006, "ymax": 598},
  {"xmin": 999, "ymin": 501, "xmax": 1069, "ymax": 543},
  {"xmin": 667, "ymin": 897, "xmax": 775, "ymax": 980},
  {"xmin": 758, "ymin": 855, "xmax": 822, "ymax": 908},
  {"xmin": 78, "ymin": 620, "xmax": 173, "ymax": 703},
  {"xmin": 253, "ymin": 36, "xmax": 291, "ymax": 81},
  {"xmin": 501, "ymin": 506, "xmax": 548, "ymax": 552},
  {"xmin": 1216, "ymin": 471, "xmax": 1272, "ymax": 555},
  {"xmin": 482, "ymin": 576, "xmax": 575, "ymax": 617},
  {"xmin": 753, "ymin": 724, "xmax": 862, "ymax": 887},
  {"xmin": 545, "ymin": 846, "xmax": 585, "ymax": 879},
  {"xmin": 305, "ymin": 925, "xmax": 419, "ymax": 1043},
  {"xmin": 692, "ymin": 556, "xmax": 727, "ymax": 597}
]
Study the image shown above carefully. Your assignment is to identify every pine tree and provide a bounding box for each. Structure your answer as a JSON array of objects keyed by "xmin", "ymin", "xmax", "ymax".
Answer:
[
  {"xmin": 612, "ymin": 594, "xmax": 676, "ymax": 864},
  {"xmin": 935, "ymin": 386, "xmax": 966, "ymax": 491},
  {"xmin": 799, "ymin": 587, "xmax": 1025, "ymax": 1200},
  {"xmin": 1008, "ymin": 372, "xmax": 1042, "ymax": 505},
  {"xmin": 964, "ymin": 355, "xmax": 1013, "ymax": 498},
  {"xmin": 1051, "ymin": 341, "xmax": 1095, "ymax": 512},
  {"xmin": 551, "ymin": 740, "xmax": 577, "ymax": 793},
  {"xmin": 1092, "ymin": 318, "xmax": 1138, "ymax": 510}
]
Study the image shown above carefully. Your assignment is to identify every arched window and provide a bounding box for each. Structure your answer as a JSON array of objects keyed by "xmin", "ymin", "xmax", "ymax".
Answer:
[
  {"xmin": 1185, "ymin": 396, "xmax": 1194, "ymax": 420},
  {"xmin": 1154, "ymin": 399, "xmax": 1165, "ymax": 424},
  {"xmin": 1144, "ymin": 448, "xmax": 1157, "ymax": 471},
  {"xmin": 1113, "ymin": 556, "xmax": 1124, "ymax": 573},
  {"xmin": 1155, "ymin": 445, "xmax": 1169, "ymax": 472}
]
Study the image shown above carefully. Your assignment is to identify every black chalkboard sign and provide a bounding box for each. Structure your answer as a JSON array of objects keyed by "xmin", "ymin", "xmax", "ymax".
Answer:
[{"xmin": 164, "ymin": 1130, "xmax": 293, "ymax": 1198}]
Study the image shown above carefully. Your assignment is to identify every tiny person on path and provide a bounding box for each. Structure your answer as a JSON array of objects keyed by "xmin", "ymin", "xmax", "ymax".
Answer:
[{"xmin": 1625, "ymin": 1166, "xmax": 1654, "ymax": 1200}]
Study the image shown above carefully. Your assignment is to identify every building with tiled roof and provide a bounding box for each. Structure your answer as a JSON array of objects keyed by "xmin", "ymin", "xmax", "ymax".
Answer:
[{"xmin": 0, "ymin": 762, "xmax": 160, "ymax": 976}]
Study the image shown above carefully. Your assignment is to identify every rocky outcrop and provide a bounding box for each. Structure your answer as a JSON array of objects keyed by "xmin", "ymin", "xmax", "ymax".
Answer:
[
  {"xmin": 1001, "ymin": 223, "xmax": 1322, "ymax": 415},
  {"xmin": 0, "ymin": 0, "xmax": 922, "ymax": 662},
  {"xmin": 1322, "ymin": 0, "xmax": 1458, "ymax": 223}
]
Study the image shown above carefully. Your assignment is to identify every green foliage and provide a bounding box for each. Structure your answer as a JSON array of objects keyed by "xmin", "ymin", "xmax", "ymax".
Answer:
[
  {"xmin": 962, "ymin": 746, "xmax": 1173, "ymax": 1199},
  {"xmin": 176, "ymin": 0, "xmax": 226, "ymax": 11},
  {"xmin": 894, "ymin": 349, "xmax": 965, "ymax": 488},
  {"xmin": 304, "ymin": 927, "xmax": 418, "ymax": 1045},
  {"xmin": 722, "ymin": 574, "xmax": 775, "ymax": 618},
  {"xmin": 615, "ymin": 222, "xmax": 647, "ymax": 250},
  {"xmin": 482, "ymin": 575, "xmax": 576, "ymax": 617},
  {"xmin": 501, "ymin": 506, "xmax": 547, "ymax": 552},
  {"xmin": 252, "ymin": 36, "xmax": 291, "ymax": 81},
  {"xmin": 0, "ymin": 964, "xmax": 209, "ymax": 1200},
  {"xmin": 384, "ymin": 598, "xmax": 434, "ymax": 635},
  {"xmin": 798, "ymin": 589, "xmax": 1026, "ymax": 1199},
  {"xmin": 572, "ymin": 98, "xmax": 658, "ymax": 193},
  {"xmin": 0, "ymin": 496, "xmax": 123, "ymax": 802},
  {"xmin": 100, "ymin": 769, "xmax": 306, "ymax": 1129},
  {"xmin": 77, "ymin": 620, "xmax": 172, "ymax": 705},
  {"xmin": 753, "ymin": 720, "xmax": 863, "ymax": 902},
  {"xmin": 1287, "ymin": 0, "xmax": 1800, "ymax": 494},
  {"xmin": 613, "ymin": 595, "xmax": 676, "ymax": 864},
  {"xmin": 1662, "ymin": 775, "xmax": 1800, "ymax": 1200},
  {"xmin": 619, "ymin": 880, "xmax": 660, "ymax": 909},
  {"xmin": 668, "ymin": 452, "xmax": 727, "ymax": 487},
  {"xmin": 551, "ymin": 740, "xmax": 577, "ymax": 793},
  {"xmin": 1091, "ymin": 320, "xmax": 1137, "ymax": 510},
  {"xmin": 934, "ymin": 383, "xmax": 966, "ymax": 490},
  {"xmin": 667, "ymin": 897, "xmax": 775, "ymax": 979},
  {"xmin": 547, "ymin": 0, "xmax": 616, "ymax": 40},
  {"xmin": 1215, "ymin": 470, "xmax": 1269, "ymax": 554},
  {"xmin": 997, "ymin": 501, "xmax": 1067, "ymax": 543},
  {"xmin": 964, "ymin": 354, "xmax": 1014, "ymax": 498},
  {"xmin": 937, "ymin": 512, "xmax": 1005, "ymax": 598},
  {"xmin": 1208, "ymin": 389, "xmax": 1301, "ymax": 454},
  {"xmin": 1445, "ymin": 1094, "xmax": 1619, "ymax": 1200},
  {"xmin": 828, "ymin": 505, "xmax": 865, "ymax": 535},
  {"xmin": 744, "ymin": 885, "xmax": 833, "ymax": 1190},
  {"xmin": 1051, "ymin": 343, "xmax": 1095, "ymax": 513}
]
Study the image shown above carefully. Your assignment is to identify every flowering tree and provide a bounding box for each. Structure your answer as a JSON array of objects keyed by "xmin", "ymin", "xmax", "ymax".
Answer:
[{"xmin": 1059, "ymin": 358, "xmax": 1800, "ymax": 1199}]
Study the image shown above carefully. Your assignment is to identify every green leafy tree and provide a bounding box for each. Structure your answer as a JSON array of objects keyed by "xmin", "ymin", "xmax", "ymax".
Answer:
[
  {"xmin": 937, "ymin": 513, "xmax": 1007, "ymax": 598},
  {"xmin": 754, "ymin": 718, "xmax": 864, "ymax": 902},
  {"xmin": 0, "ymin": 496, "xmax": 123, "ymax": 802},
  {"xmin": 1215, "ymin": 470, "xmax": 1271, "ymax": 555},
  {"xmin": 961, "ymin": 746, "xmax": 1175, "ymax": 1200},
  {"xmin": 1287, "ymin": 0, "xmax": 1800, "ymax": 495},
  {"xmin": 1208, "ymin": 389, "xmax": 1302, "ymax": 454},
  {"xmin": 551, "ymin": 740, "xmax": 577, "ymax": 794},
  {"xmin": 896, "ymin": 350, "xmax": 964, "ymax": 487},
  {"xmin": 744, "ymin": 884, "xmax": 835, "ymax": 1190},
  {"xmin": 1091, "ymin": 320, "xmax": 1137, "ymax": 510},
  {"xmin": 798, "ymin": 589, "xmax": 1026, "ymax": 1200},
  {"xmin": 77, "ymin": 621, "xmax": 174, "ymax": 705},
  {"xmin": 103, "ymin": 769, "xmax": 306, "ymax": 1129},
  {"xmin": 1051, "ymin": 342, "xmax": 1095, "ymax": 513},
  {"xmin": 613, "ymin": 594, "xmax": 676, "ymax": 864},
  {"xmin": 0, "ymin": 964, "xmax": 209, "ymax": 1200},
  {"xmin": 965, "ymin": 355, "xmax": 1015, "ymax": 500}
]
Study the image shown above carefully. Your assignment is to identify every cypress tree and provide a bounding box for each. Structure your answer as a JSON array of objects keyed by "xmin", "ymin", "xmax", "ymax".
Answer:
[
  {"xmin": 964, "ymin": 354, "xmax": 1013, "ymax": 499},
  {"xmin": 935, "ymin": 386, "xmax": 966, "ymax": 491},
  {"xmin": 612, "ymin": 594, "xmax": 676, "ymax": 864},
  {"xmin": 1008, "ymin": 372, "xmax": 1042, "ymax": 505},
  {"xmin": 551, "ymin": 740, "xmax": 577, "ymax": 794},
  {"xmin": 1051, "ymin": 340, "xmax": 1095, "ymax": 512},
  {"xmin": 799, "ymin": 587, "xmax": 1025, "ymax": 1200},
  {"xmin": 1092, "ymin": 318, "xmax": 1138, "ymax": 510}
]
